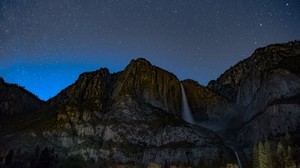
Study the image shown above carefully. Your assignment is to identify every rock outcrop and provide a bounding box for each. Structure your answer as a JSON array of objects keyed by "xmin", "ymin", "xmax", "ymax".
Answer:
[{"xmin": 112, "ymin": 58, "xmax": 182, "ymax": 116}]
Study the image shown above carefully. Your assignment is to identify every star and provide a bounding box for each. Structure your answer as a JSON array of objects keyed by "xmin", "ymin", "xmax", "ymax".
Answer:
[{"xmin": 0, "ymin": 0, "xmax": 299, "ymax": 100}]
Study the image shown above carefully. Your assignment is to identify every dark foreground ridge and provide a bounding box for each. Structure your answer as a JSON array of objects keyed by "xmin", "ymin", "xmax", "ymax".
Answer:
[{"xmin": 0, "ymin": 40, "xmax": 300, "ymax": 168}]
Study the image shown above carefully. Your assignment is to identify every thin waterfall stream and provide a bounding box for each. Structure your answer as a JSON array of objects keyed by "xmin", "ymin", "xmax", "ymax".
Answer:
[
  {"xmin": 180, "ymin": 83, "xmax": 243, "ymax": 168},
  {"xmin": 180, "ymin": 83, "xmax": 195, "ymax": 124},
  {"xmin": 235, "ymin": 152, "xmax": 242, "ymax": 168}
]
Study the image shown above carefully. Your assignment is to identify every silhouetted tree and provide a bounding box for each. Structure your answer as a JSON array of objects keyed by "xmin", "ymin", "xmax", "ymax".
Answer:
[
  {"xmin": 37, "ymin": 147, "xmax": 51, "ymax": 168},
  {"xmin": 252, "ymin": 143, "xmax": 259, "ymax": 168},
  {"xmin": 252, "ymin": 133, "xmax": 297, "ymax": 168},
  {"xmin": 34, "ymin": 145, "xmax": 40, "ymax": 159},
  {"xmin": 58, "ymin": 154, "xmax": 87, "ymax": 168},
  {"xmin": 276, "ymin": 140, "xmax": 296, "ymax": 168},
  {"xmin": 264, "ymin": 139, "xmax": 273, "ymax": 168},
  {"xmin": 258, "ymin": 141, "xmax": 268, "ymax": 168},
  {"xmin": 253, "ymin": 139, "xmax": 274, "ymax": 168},
  {"xmin": 5, "ymin": 149, "xmax": 14, "ymax": 166},
  {"xmin": 29, "ymin": 145, "xmax": 41, "ymax": 168}
]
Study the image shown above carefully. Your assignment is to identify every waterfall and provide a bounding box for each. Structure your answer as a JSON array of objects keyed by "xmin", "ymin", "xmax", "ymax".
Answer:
[
  {"xmin": 180, "ymin": 84, "xmax": 195, "ymax": 124},
  {"xmin": 234, "ymin": 152, "xmax": 242, "ymax": 168}
]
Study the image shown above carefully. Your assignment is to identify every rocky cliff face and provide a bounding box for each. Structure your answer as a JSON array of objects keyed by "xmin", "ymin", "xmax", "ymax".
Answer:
[
  {"xmin": 48, "ymin": 68, "xmax": 115, "ymax": 110},
  {"xmin": 112, "ymin": 58, "xmax": 182, "ymax": 116},
  {"xmin": 44, "ymin": 94, "xmax": 233, "ymax": 167},
  {"xmin": 50, "ymin": 58, "xmax": 182, "ymax": 117},
  {"xmin": 208, "ymin": 42, "xmax": 300, "ymax": 106},
  {"xmin": 206, "ymin": 41, "xmax": 300, "ymax": 162},
  {"xmin": 237, "ymin": 67, "xmax": 300, "ymax": 145}
]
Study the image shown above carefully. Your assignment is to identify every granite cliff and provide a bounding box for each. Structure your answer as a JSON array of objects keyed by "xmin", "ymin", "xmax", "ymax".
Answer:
[{"xmin": 207, "ymin": 41, "xmax": 300, "ymax": 164}]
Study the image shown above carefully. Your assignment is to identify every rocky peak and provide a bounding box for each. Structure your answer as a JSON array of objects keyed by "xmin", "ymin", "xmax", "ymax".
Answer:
[
  {"xmin": 128, "ymin": 57, "xmax": 152, "ymax": 67},
  {"xmin": 208, "ymin": 41, "xmax": 300, "ymax": 105},
  {"xmin": 199, "ymin": 42, "xmax": 300, "ymax": 158},
  {"xmin": 112, "ymin": 58, "xmax": 182, "ymax": 116},
  {"xmin": 49, "ymin": 58, "xmax": 183, "ymax": 116},
  {"xmin": 49, "ymin": 68, "xmax": 115, "ymax": 112}
]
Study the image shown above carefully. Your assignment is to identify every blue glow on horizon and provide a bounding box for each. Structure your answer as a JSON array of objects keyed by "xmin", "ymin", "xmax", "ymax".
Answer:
[{"xmin": 0, "ymin": 55, "xmax": 129, "ymax": 100}]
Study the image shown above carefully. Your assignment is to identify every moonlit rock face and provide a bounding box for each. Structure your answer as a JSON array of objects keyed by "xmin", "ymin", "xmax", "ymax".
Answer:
[{"xmin": 180, "ymin": 83, "xmax": 195, "ymax": 124}]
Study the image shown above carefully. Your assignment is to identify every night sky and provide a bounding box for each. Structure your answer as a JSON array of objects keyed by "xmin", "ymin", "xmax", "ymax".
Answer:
[{"xmin": 0, "ymin": 0, "xmax": 299, "ymax": 100}]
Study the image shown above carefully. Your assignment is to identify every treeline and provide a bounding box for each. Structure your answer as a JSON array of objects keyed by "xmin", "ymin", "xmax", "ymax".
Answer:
[
  {"xmin": 0, "ymin": 77, "xmax": 42, "ymax": 101},
  {"xmin": 0, "ymin": 146, "xmax": 92, "ymax": 168},
  {"xmin": 252, "ymin": 133, "xmax": 298, "ymax": 168},
  {"xmin": 0, "ymin": 146, "xmax": 58, "ymax": 168}
]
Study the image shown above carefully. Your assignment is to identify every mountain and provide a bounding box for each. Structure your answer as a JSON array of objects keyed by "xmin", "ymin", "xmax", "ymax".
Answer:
[
  {"xmin": 208, "ymin": 41, "xmax": 300, "ymax": 107},
  {"xmin": 0, "ymin": 41, "xmax": 300, "ymax": 167},
  {"xmin": 0, "ymin": 77, "xmax": 45, "ymax": 135},
  {"xmin": 0, "ymin": 59, "xmax": 234, "ymax": 167},
  {"xmin": 208, "ymin": 41, "xmax": 300, "ymax": 163},
  {"xmin": 0, "ymin": 77, "xmax": 44, "ymax": 116}
]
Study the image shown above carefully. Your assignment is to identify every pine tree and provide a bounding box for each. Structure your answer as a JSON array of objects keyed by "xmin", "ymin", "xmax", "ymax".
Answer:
[
  {"xmin": 284, "ymin": 132, "xmax": 297, "ymax": 168},
  {"xmin": 284, "ymin": 133, "xmax": 291, "ymax": 145},
  {"xmin": 37, "ymin": 147, "xmax": 51, "ymax": 168},
  {"xmin": 253, "ymin": 133, "xmax": 297, "ymax": 168},
  {"xmin": 252, "ymin": 143, "xmax": 259, "ymax": 168},
  {"xmin": 34, "ymin": 145, "xmax": 40, "ymax": 159},
  {"xmin": 264, "ymin": 139, "xmax": 273, "ymax": 168},
  {"xmin": 277, "ymin": 141, "xmax": 286, "ymax": 168},
  {"xmin": 5, "ymin": 149, "xmax": 14, "ymax": 166},
  {"xmin": 258, "ymin": 141, "xmax": 268, "ymax": 168},
  {"xmin": 286, "ymin": 146, "xmax": 296, "ymax": 168},
  {"xmin": 276, "ymin": 133, "xmax": 297, "ymax": 168}
]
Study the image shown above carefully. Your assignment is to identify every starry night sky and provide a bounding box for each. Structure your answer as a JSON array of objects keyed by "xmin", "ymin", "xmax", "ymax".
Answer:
[{"xmin": 0, "ymin": 0, "xmax": 300, "ymax": 100}]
